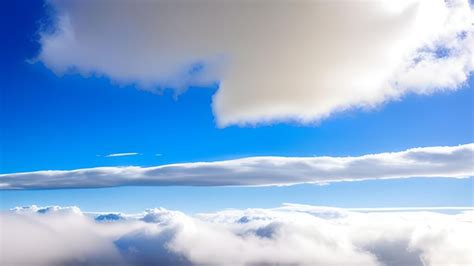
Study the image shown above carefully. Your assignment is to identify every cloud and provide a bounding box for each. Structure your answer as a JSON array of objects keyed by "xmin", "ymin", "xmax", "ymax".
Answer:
[
  {"xmin": 105, "ymin": 153, "xmax": 140, "ymax": 158},
  {"xmin": 1, "ymin": 204, "xmax": 473, "ymax": 266},
  {"xmin": 1, "ymin": 143, "xmax": 472, "ymax": 189},
  {"xmin": 36, "ymin": 0, "xmax": 473, "ymax": 126},
  {"xmin": 1, "ymin": 206, "xmax": 125, "ymax": 266}
]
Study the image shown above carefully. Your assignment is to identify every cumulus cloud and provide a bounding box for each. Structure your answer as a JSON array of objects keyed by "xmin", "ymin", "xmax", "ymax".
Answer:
[
  {"xmin": 37, "ymin": 0, "xmax": 473, "ymax": 126},
  {"xmin": 1, "ymin": 204, "xmax": 473, "ymax": 266},
  {"xmin": 1, "ymin": 143, "xmax": 473, "ymax": 189},
  {"xmin": 0, "ymin": 206, "xmax": 126, "ymax": 266}
]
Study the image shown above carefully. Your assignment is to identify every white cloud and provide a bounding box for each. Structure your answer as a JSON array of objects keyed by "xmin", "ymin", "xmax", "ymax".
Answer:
[
  {"xmin": 0, "ymin": 206, "xmax": 125, "ymax": 266},
  {"xmin": 1, "ymin": 204, "xmax": 473, "ymax": 266},
  {"xmin": 37, "ymin": 0, "xmax": 473, "ymax": 126},
  {"xmin": 105, "ymin": 152, "xmax": 140, "ymax": 158},
  {"xmin": 1, "ymin": 143, "xmax": 472, "ymax": 189}
]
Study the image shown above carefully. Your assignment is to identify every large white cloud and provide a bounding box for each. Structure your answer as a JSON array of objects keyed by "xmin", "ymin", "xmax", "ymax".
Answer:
[
  {"xmin": 1, "ymin": 204, "xmax": 473, "ymax": 266},
  {"xmin": 37, "ymin": 0, "xmax": 473, "ymax": 126},
  {"xmin": 0, "ymin": 143, "xmax": 472, "ymax": 189}
]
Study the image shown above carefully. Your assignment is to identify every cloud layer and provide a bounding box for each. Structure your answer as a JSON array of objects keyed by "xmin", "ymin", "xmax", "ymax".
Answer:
[
  {"xmin": 1, "ymin": 204, "xmax": 473, "ymax": 266},
  {"xmin": 37, "ymin": 0, "xmax": 473, "ymax": 126},
  {"xmin": 1, "ymin": 144, "xmax": 472, "ymax": 189}
]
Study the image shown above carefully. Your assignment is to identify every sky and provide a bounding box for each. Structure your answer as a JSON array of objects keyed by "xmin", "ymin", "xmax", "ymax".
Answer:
[
  {"xmin": 1, "ymin": 1, "xmax": 474, "ymax": 265},
  {"xmin": 0, "ymin": 0, "xmax": 473, "ymax": 213}
]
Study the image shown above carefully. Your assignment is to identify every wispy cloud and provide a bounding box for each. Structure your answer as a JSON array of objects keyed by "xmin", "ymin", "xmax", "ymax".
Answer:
[
  {"xmin": 104, "ymin": 152, "xmax": 139, "ymax": 158},
  {"xmin": 1, "ymin": 144, "xmax": 472, "ymax": 189},
  {"xmin": 2, "ymin": 204, "xmax": 473, "ymax": 266}
]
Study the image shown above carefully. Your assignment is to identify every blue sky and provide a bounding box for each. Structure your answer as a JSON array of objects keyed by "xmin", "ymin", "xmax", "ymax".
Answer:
[{"xmin": 1, "ymin": 0, "xmax": 473, "ymax": 213}]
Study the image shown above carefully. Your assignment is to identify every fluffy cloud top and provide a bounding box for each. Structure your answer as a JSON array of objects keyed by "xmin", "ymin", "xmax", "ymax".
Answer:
[
  {"xmin": 37, "ymin": 0, "xmax": 473, "ymax": 126},
  {"xmin": 1, "ymin": 143, "xmax": 472, "ymax": 189},
  {"xmin": 1, "ymin": 204, "xmax": 473, "ymax": 266}
]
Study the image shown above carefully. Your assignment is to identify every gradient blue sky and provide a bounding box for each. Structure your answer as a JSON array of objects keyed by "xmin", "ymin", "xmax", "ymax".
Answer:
[{"xmin": 1, "ymin": 1, "xmax": 473, "ymax": 213}]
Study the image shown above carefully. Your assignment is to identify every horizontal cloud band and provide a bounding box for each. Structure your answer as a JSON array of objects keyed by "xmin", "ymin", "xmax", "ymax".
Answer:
[{"xmin": 1, "ymin": 144, "xmax": 472, "ymax": 189}]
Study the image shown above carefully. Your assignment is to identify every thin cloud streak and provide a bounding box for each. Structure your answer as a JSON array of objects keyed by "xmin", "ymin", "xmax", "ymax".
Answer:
[
  {"xmin": 105, "ymin": 152, "xmax": 140, "ymax": 157},
  {"xmin": 0, "ymin": 144, "xmax": 472, "ymax": 189}
]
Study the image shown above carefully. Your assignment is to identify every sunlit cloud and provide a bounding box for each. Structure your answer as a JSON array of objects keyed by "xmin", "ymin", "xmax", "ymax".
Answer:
[{"xmin": 37, "ymin": 0, "xmax": 473, "ymax": 126}]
